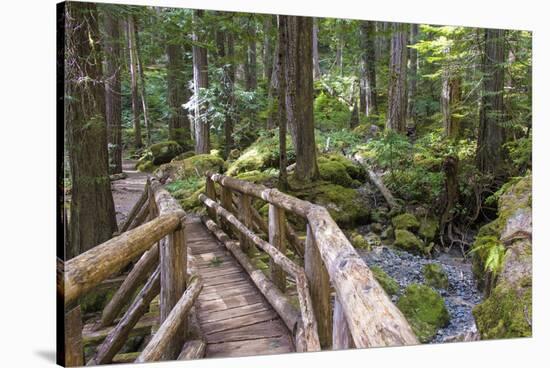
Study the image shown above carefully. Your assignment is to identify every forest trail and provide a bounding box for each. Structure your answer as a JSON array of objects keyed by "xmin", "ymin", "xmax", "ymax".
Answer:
[
  {"xmin": 186, "ymin": 215, "xmax": 294, "ymax": 358},
  {"xmin": 111, "ymin": 159, "xmax": 150, "ymax": 227}
]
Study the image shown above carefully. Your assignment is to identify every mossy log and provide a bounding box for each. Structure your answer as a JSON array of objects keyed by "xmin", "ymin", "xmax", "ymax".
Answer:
[
  {"xmin": 367, "ymin": 169, "xmax": 398, "ymax": 209},
  {"xmin": 90, "ymin": 267, "xmax": 161, "ymax": 365},
  {"xmin": 200, "ymin": 215, "xmax": 317, "ymax": 352},
  {"xmin": 135, "ymin": 276, "xmax": 203, "ymax": 363},
  {"xmin": 101, "ymin": 245, "xmax": 159, "ymax": 327},
  {"xmin": 64, "ymin": 213, "xmax": 181, "ymax": 306}
]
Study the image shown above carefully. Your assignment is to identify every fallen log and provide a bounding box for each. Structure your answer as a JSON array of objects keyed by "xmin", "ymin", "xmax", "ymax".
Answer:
[
  {"xmin": 367, "ymin": 169, "xmax": 398, "ymax": 209},
  {"xmin": 135, "ymin": 276, "xmax": 203, "ymax": 363},
  {"xmin": 90, "ymin": 267, "xmax": 161, "ymax": 365},
  {"xmin": 101, "ymin": 245, "xmax": 159, "ymax": 327},
  {"xmin": 64, "ymin": 213, "xmax": 180, "ymax": 305}
]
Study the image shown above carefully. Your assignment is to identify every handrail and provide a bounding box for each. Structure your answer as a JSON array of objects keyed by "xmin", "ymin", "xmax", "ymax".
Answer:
[{"xmin": 203, "ymin": 172, "xmax": 418, "ymax": 348}]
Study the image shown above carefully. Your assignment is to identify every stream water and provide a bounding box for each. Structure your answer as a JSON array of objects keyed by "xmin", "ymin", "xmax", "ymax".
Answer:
[{"xmin": 358, "ymin": 245, "xmax": 481, "ymax": 343}]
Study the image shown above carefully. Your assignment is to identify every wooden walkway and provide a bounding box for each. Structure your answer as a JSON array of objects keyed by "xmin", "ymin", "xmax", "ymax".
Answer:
[{"xmin": 186, "ymin": 215, "xmax": 294, "ymax": 358}]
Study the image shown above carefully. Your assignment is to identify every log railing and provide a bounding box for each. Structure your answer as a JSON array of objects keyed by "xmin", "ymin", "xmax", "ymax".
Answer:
[
  {"xmin": 61, "ymin": 178, "xmax": 204, "ymax": 366},
  {"xmin": 201, "ymin": 172, "xmax": 418, "ymax": 349}
]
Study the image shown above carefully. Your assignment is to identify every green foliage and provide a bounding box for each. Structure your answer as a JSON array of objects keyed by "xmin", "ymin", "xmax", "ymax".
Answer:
[
  {"xmin": 313, "ymin": 91, "xmax": 351, "ymax": 130},
  {"xmin": 397, "ymin": 283, "xmax": 450, "ymax": 343},
  {"xmin": 350, "ymin": 232, "xmax": 369, "ymax": 250},
  {"xmin": 392, "ymin": 213, "xmax": 420, "ymax": 231},
  {"xmin": 469, "ymin": 235, "xmax": 506, "ymax": 274},
  {"xmin": 394, "ymin": 229, "xmax": 425, "ymax": 253},
  {"xmin": 357, "ymin": 130, "xmax": 412, "ymax": 171}
]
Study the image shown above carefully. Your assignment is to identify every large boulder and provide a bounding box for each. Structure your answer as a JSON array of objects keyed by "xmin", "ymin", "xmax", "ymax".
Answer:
[
  {"xmin": 472, "ymin": 174, "xmax": 532, "ymax": 339},
  {"xmin": 156, "ymin": 153, "xmax": 225, "ymax": 183},
  {"xmin": 135, "ymin": 141, "xmax": 184, "ymax": 172},
  {"xmin": 397, "ymin": 283, "xmax": 450, "ymax": 343}
]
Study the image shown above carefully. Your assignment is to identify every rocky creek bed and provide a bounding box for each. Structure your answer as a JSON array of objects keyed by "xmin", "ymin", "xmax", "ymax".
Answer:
[{"xmin": 358, "ymin": 245, "xmax": 482, "ymax": 343}]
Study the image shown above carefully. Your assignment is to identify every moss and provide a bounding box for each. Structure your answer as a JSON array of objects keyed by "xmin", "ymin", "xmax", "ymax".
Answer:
[
  {"xmin": 172, "ymin": 151, "xmax": 196, "ymax": 161},
  {"xmin": 394, "ymin": 229, "xmax": 424, "ymax": 252},
  {"xmin": 157, "ymin": 153, "xmax": 225, "ymax": 182},
  {"xmin": 419, "ymin": 217, "xmax": 438, "ymax": 241},
  {"xmin": 319, "ymin": 154, "xmax": 366, "ymax": 181},
  {"xmin": 392, "ymin": 213, "xmax": 420, "ymax": 231},
  {"xmin": 397, "ymin": 284, "xmax": 450, "ymax": 343},
  {"xmin": 148, "ymin": 141, "xmax": 183, "ymax": 165},
  {"xmin": 350, "ymin": 232, "xmax": 370, "ymax": 250},
  {"xmin": 365, "ymin": 232, "xmax": 382, "ymax": 247},
  {"xmin": 318, "ymin": 160, "xmax": 354, "ymax": 187},
  {"xmin": 79, "ymin": 288, "xmax": 115, "ymax": 315},
  {"xmin": 473, "ymin": 280, "xmax": 532, "ymax": 339},
  {"xmin": 370, "ymin": 266, "xmax": 399, "ymax": 296},
  {"xmin": 380, "ymin": 225, "xmax": 394, "ymax": 240},
  {"xmin": 136, "ymin": 160, "xmax": 155, "ymax": 172},
  {"xmin": 235, "ymin": 169, "xmax": 278, "ymax": 185},
  {"xmin": 226, "ymin": 134, "xmax": 295, "ymax": 176},
  {"xmin": 301, "ymin": 183, "xmax": 369, "ymax": 227},
  {"xmin": 423, "ymin": 263, "xmax": 449, "ymax": 290}
]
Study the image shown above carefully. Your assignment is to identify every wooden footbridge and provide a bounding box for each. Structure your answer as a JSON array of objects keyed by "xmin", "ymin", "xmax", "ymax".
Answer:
[{"xmin": 59, "ymin": 172, "xmax": 418, "ymax": 366}]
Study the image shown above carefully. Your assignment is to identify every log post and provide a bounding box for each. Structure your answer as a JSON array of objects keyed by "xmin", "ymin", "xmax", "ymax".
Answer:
[
  {"xmin": 304, "ymin": 224, "xmax": 332, "ymax": 349},
  {"xmin": 120, "ymin": 179, "xmax": 150, "ymax": 233},
  {"xmin": 205, "ymin": 175, "xmax": 217, "ymax": 221},
  {"xmin": 159, "ymin": 223, "xmax": 187, "ymax": 359},
  {"xmin": 220, "ymin": 185, "xmax": 233, "ymax": 236},
  {"xmin": 91, "ymin": 267, "xmax": 161, "ymax": 365},
  {"xmin": 101, "ymin": 245, "xmax": 159, "ymax": 327},
  {"xmin": 238, "ymin": 193, "xmax": 253, "ymax": 254},
  {"xmin": 128, "ymin": 199, "xmax": 150, "ymax": 231},
  {"xmin": 136, "ymin": 276, "xmax": 203, "ymax": 363},
  {"xmin": 269, "ymin": 204, "xmax": 287, "ymax": 291},
  {"xmin": 64, "ymin": 306, "xmax": 83, "ymax": 367},
  {"xmin": 332, "ymin": 297, "xmax": 354, "ymax": 350}
]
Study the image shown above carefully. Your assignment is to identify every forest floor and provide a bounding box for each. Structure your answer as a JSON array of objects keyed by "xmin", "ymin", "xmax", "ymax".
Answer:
[{"xmin": 111, "ymin": 159, "xmax": 149, "ymax": 227}]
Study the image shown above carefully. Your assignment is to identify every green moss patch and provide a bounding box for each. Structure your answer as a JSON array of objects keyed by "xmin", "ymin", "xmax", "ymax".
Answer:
[
  {"xmin": 370, "ymin": 266, "xmax": 399, "ymax": 296},
  {"xmin": 418, "ymin": 217, "xmax": 438, "ymax": 241},
  {"xmin": 350, "ymin": 232, "xmax": 369, "ymax": 250},
  {"xmin": 394, "ymin": 229, "xmax": 424, "ymax": 252},
  {"xmin": 397, "ymin": 284, "xmax": 450, "ymax": 343},
  {"xmin": 423, "ymin": 263, "xmax": 449, "ymax": 289},
  {"xmin": 392, "ymin": 213, "xmax": 420, "ymax": 231}
]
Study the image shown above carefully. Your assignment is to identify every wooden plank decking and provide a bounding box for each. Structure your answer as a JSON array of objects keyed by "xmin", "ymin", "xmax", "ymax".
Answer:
[{"xmin": 186, "ymin": 215, "xmax": 295, "ymax": 358}]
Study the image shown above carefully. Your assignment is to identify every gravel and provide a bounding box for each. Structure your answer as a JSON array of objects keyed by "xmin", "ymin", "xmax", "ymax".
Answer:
[{"xmin": 358, "ymin": 246, "xmax": 482, "ymax": 343}]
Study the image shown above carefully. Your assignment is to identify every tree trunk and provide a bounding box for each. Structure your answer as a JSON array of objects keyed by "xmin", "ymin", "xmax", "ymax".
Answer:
[
  {"xmin": 65, "ymin": 2, "xmax": 117, "ymax": 257},
  {"xmin": 263, "ymin": 16, "xmax": 274, "ymax": 84},
  {"xmin": 386, "ymin": 23, "xmax": 408, "ymax": 133},
  {"xmin": 192, "ymin": 10, "xmax": 210, "ymax": 154},
  {"xmin": 133, "ymin": 16, "xmax": 151, "ymax": 146},
  {"xmin": 280, "ymin": 16, "xmax": 319, "ymax": 182},
  {"xmin": 407, "ymin": 23, "xmax": 418, "ymax": 125},
  {"xmin": 360, "ymin": 21, "xmax": 378, "ymax": 116},
  {"xmin": 476, "ymin": 29, "xmax": 506, "ymax": 175},
  {"xmin": 126, "ymin": 17, "xmax": 142, "ymax": 149},
  {"xmin": 225, "ymin": 32, "xmax": 236, "ymax": 157},
  {"xmin": 103, "ymin": 10, "xmax": 122, "ymax": 174},
  {"xmin": 441, "ymin": 52, "xmax": 462, "ymax": 138},
  {"xmin": 277, "ymin": 16, "xmax": 288, "ymax": 189},
  {"xmin": 166, "ymin": 41, "xmax": 191, "ymax": 148},
  {"xmin": 312, "ymin": 18, "xmax": 321, "ymax": 80},
  {"xmin": 266, "ymin": 38, "xmax": 279, "ymax": 130},
  {"xmin": 244, "ymin": 19, "xmax": 257, "ymax": 91}
]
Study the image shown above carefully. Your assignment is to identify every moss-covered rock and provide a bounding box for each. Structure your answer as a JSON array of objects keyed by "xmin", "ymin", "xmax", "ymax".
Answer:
[
  {"xmin": 397, "ymin": 284, "xmax": 450, "ymax": 342},
  {"xmin": 419, "ymin": 217, "xmax": 439, "ymax": 241},
  {"xmin": 350, "ymin": 232, "xmax": 369, "ymax": 250},
  {"xmin": 423, "ymin": 263, "xmax": 449, "ymax": 289},
  {"xmin": 235, "ymin": 169, "xmax": 278, "ymax": 185},
  {"xmin": 136, "ymin": 160, "xmax": 156, "ymax": 173},
  {"xmin": 365, "ymin": 232, "xmax": 382, "ymax": 248},
  {"xmin": 299, "ymin": 183, "xmax": 369, "ymax": 227},
  {"xmin": 370, "ymin": 265, "xmax": 399, "ymax": 296},
  {"xmin": 226, "ymin": 134, "xmax": 295, "ymax": 176},
  {"xmin": 149, "ymin": 141, "xmax": 183, "ymax": 165},
  {"xmin": 156, "ymin": 153, "xmax": 225, "ymax": 182},
  {"xmin": 394, "ymin": 229, "xmax": 424, "ymax": 252},
  {"xmin": 473, "ymin": 277, "xmax": 532, "ymax": 339},
  {"xmin": 392, "ymin": 213, "xmax": 420, "ymax": 231},
  {"xmin": 380, "ymin": 225, "xmax": 394, "ymax": 240},
  {"xmin": 171, "ymin": 151, "xmax": 196, "ymax": 162},
  {"xmin": 318, "ymin": 159, "xmax": 354, "ymax": 187}
]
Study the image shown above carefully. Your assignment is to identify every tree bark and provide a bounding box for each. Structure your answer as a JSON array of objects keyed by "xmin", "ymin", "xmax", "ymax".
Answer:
[
  {"xmin": 133, "ymin": 16, "xmax": 151, "ymax": 145},
  {"xmin": 441, "ymin": 58, "xmax": 462, "ymax": 138},
  {"xmin": 476, "ymin": 28, "xmax": 506, "ymax": 174},
  {"xmin": 277, "ymin": 16, "xmax": 288, "ymax": 189},
  {"xmin": 386, "ymin": 23, "xmax": 408, "ymax": 133},
  {"xmin": 126, "ymin": 16, "xmax": 143, "ymax": 148},
  {"xmin": 166, "ymin": 41, "xmax": 191, "ymax": 147},
  {"xmin": 280, "ymin": 16, "xmax": 319, "ymax": 182},
  {"xmin": 225, "ymin": 32, "xmax": 236, "ymax": 158},
  {"xmin": 263, "ymin": 16, "xmax": 274, "ymax": 84},
  {"xmin": 245, "ymin": 19, "xmax": 257, "ymax": 91},
  {"xmin": 103, "ymin": 10, "xmax": 122, "ymax": 174},
  {"xmin": 407, "ymin": 23, "xmax": 419, "ymax": 125},
  {"xmin": 359, "ymin": 21, "xmax": 378, "ymax": 116},
  {"xmin": 192, "ymin": 10, "xmax": 210, "ymax": 154},
  {"xmin": 65, "ymin": 2, "xmax": 117, "ymax": 258},
  {"xmin": 312, "ymin": 18, "xmax": 321, "ymax": 80}
]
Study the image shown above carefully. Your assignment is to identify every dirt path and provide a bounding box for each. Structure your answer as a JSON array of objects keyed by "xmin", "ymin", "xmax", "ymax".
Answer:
[{"xmin": 111, "ymin": 160, "xmax": 150, "ymax": 227}]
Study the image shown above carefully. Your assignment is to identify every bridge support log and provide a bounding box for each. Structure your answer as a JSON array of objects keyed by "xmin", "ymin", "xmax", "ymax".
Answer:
[
  {"xmin": 304, "ymin": 224, "xmax": 332, "ymax": 349},
  {"xmin": 128, "ymin": 198, "xmax": 150, "ymax": 231},
  {"xmin": 64, "ymin": 213, "xmax": 181, "ymax": 306},
  {"xmin": 307, "ymin": 206, "xmax": 418, "ymax": 348},
  {"xmin": 90, "ymin": 267, "xmax": 161, "ymax": 365},
  {"xmin": 332, "ymin": 297, "xmax": 354, "ymax": 350},
  {"xmin": 238, "ymin": 193, "xmax": 253, "ymax": 254},
  {"xmin": 178, "ymin": 340, "xmax": 206, "ymax": 360},
  {"xmin": 101, "ymin": 245, "xmax": 159, "ymax": 327},
  {"xmin": 269, "ymin": 204, "xmax": 287, "ymax": 291},
  {"xmin": 136, "ymin": 276, "xmax": 203, "ymax": 363},
  {"xmin": 64, "ymin": 306, "xmax": 83, "ymax": 367},
  {"xmin": 220, "ymin": 185, "xmax": 234, "ymax": 236},
  {"xmin": 120, "ymin": 179, "xmax": 150, "ymax": 233}
]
